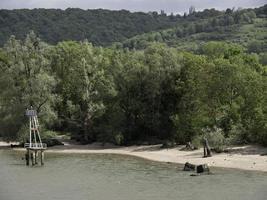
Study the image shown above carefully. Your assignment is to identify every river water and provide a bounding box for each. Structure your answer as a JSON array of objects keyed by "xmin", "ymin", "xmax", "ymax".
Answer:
[{"xmin": 0, "ymin": 150, "xmax": 266, "ymax": 200}]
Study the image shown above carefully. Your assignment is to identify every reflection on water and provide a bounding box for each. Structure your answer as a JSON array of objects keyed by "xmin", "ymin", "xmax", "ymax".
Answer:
[{"xmin": 0, "ymin": 150, "xmax": 266, "ymax": 200}]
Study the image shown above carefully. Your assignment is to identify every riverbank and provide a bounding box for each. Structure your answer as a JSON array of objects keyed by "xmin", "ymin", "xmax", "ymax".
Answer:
[
  {"xmin": 2, "ymin": 139, "xmax": 266, "ymax": 172},
  {"xmin": 0, "ymin": 140, "xmax": 18, "ymax": 148}
]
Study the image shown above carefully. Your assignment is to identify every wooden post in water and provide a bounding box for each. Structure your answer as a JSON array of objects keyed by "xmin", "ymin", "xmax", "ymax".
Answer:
[
  {"xmin": 31, "ymin": 153, "xmax": 35, "ymax": 166},
  {"xmin": 34, "ymin": 150, "xmax": 38, "ymax": 165},
  {"xmin": 25, "ymin": 149, "xmax": 30, "ymax": 166},
  {"xmin": 41, "ymin": 151, "xmax": 44, "ymax": 165}
]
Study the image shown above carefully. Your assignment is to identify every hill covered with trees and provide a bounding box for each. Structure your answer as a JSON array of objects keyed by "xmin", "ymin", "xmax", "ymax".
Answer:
[
  {"xmin": 1, "ymin": 5, "xmax": 265, "ymax": 48},
  {"xmin": 0, "ymin": 8, "xmax": 182, "ymax": 46},
  {"xmin": 121, "ymin": 5, "xmax": 267, "ymax": 52}
]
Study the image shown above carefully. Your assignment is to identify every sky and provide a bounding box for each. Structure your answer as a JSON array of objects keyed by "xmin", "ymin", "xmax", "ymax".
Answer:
[{"xmin": 0, "ymin": 0, "xmax": 266, "ymax": 14}]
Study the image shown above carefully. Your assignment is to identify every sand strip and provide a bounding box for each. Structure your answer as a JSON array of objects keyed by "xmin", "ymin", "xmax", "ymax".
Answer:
[
  {"xmin": 1, "ymin": 140, "xmax": 267, "ymax": 172},
  {"xmin": 4, "ymin": 141, "xmax": 265, "ymax": 172}
]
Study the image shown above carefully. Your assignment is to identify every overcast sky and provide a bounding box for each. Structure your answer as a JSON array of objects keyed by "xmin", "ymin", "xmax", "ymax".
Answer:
[{"xmin": 0, "ymin": 0, "xmax": 265, "ymax": 13}]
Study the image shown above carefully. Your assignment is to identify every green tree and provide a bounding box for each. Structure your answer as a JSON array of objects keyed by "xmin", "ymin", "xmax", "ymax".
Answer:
[
  {"xmin": 51, "ymin": 41, "xmax": 116, "ymax": 143},
  {"xmin": 0, "ymin": 32, "xmax": 56, "ymax": 140}
]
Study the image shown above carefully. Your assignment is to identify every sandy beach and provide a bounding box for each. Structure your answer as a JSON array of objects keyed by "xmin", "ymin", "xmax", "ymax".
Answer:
[
  {"xmin": 0, "ymin": 140, "xmax": 19, "ymax": 147},
  {"xmin": 1, "ymin": 139, "xmax": 267, "ymax": 172}
]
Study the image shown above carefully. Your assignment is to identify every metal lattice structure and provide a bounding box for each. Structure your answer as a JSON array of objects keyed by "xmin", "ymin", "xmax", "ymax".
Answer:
[
  {"xmin": 24, "ymin": 107, "xmax": 46, "ymax": 166},
  {"xmin": 24, "ymin": 108, "xmax": 47, "ymax": 149}
]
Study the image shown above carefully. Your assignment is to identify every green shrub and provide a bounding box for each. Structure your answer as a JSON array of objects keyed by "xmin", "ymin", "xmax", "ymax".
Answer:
[
  {"xmin": 260, "ymin": 132, "xmax": 267, "ymax": 146},
  {"xmin": 203, "ymin": 127, "xmax": 226, "ymax": 153},
  {"xmin": 227, "ymin": 124, "xmax": 249, "ymax": 145},
  {"xmin": 42, "ymin": 130, "xmax": 58, "ymax": 139},
  {"xmin": 191, "ymin": 135, "xmax": 203, "ymax": 149},
  {"xmin": 161, "ymin": 140, "xmax": 176, "ymax": 148},
  {"xmin": 42, "ymin": 138, "xmax": 64, "ymax": 147},
  {"xmin": 113, "ymin": 133, "xmax": 124, "ymax": 146},
  {"xmin": 205, "ymin": 128, "xmax": 226, "ymax": 153},
  {"xmin": 191, "ymin": 127, "xmax": 226, "ymax": 152},
  {"xmin": 17, "ymin": 124, "xmax": 28, "ymax": 143}
]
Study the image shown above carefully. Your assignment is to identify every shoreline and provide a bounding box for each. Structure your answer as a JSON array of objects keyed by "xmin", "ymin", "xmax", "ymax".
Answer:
[{"xmin": 2, "ymin": 140, "xmax": 266, "ymax": 172}]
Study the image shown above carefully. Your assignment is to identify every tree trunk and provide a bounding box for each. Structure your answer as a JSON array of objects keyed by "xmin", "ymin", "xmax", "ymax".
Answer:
[
  {"xmin": 203, "ymin": 138, "xmax": 212, "ymax": 157},
  {"xmin": 83, "ymin": 112, "xmax": 92, "ymax": 143}
]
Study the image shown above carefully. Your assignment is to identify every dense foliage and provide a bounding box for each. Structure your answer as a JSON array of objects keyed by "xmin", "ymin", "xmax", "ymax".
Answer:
[
  {"xmin": 0, "ymin": 5, "xmax": 266, "ymax": 147},
  {"xmin": 0, "ymin": 32, "xmax": 266, "ymax": 146},
  {"xmin": 120, "ymin": 5, "xmax": 267, "ymax": 54},
  {"xmin": 0, "ymin": 8, "xmax": 183, "ymax": 46},
  {"xmin": 1, "ymin": 6, "xmax": 265, "ymax": 49}
]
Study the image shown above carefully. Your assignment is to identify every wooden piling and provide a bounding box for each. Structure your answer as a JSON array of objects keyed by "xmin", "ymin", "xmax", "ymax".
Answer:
[
  {"xmin": 35, "ymin": 151, "xmax": 38, "ymax": 165},
  {"xmin": 25, "ymin": 149, "xmax": 30, "ymax": 166},
  {"xmin": 31, "ymin": 152, "xmax": 34, "ymax": 166},
  {"xmin": 26, "ymin": 148, "xmax": 45, "ymax": 166},
  {"xmin": 41, "ymin": 151, "xmax": 44, "ymax": 165}
]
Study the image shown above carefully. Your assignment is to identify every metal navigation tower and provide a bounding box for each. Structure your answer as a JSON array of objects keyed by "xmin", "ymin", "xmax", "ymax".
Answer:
[{"xmin": 24, "ymin": 107, "xmax": 47, "ymax": 166}]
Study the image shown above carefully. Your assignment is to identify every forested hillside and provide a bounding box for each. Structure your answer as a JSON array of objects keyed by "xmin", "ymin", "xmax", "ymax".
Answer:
[
  {"xmin": 0, "ymin": 8, "xmax": 182, "ymax": 46},
  {"xmin": 121, "ymin": 5, "xmax": 267, "ymax": 53},
  {"xmin": 1, "ymin": 6, "xmax": 265, "ymax": 47}
]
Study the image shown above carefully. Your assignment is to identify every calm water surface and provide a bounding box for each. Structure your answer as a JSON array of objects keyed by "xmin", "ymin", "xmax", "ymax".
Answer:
[{"xmin": 0, "ymin": 150, "xmax": 266, "ymax": 200}]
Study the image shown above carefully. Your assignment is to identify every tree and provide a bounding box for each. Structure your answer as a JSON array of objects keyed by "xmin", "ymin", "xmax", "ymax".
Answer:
[
  {"xmin": 0, "ymin": 32, "xmax": 56, "ymax": 140},
  {"xmin": 172, "ymin": 52, "xmax": 210, "ymax": 143},
  {"xmin": 160, "ymin": 10, "xmax": 166, "ymax": 16},
  {"xmin": 247, "ymin": 40, "xmax": 263, "ymax": 53},
  {"xmin": 0, "ymin": 8, "xmax": 181, "ymax": 46},
  {"xmin": 51, "ymin": 41, "xmax": 116, "ymax": 143},
  {"xmin": 225, "ymin": 8, "xmax": 233, "ymax": 15},
  {"xmin": 224, "ymin": 15, "xmax": 234, "ymax": 26},
  {"xmin": 189, "ymin": 6, "xmax": 196, "ymax": 15},
  {"xmin": 211, "ymin": 18, "xmax": 219, "ymax": 27}
]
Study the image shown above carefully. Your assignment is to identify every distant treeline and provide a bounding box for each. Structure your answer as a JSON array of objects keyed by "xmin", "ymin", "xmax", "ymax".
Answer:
[
  {"xmin": 0, "ymin": 8, "xmax": 181, "ymax": 46},
  {"xmin": 0, "ymin": 5, "xmax": 265, "ymax": 47},
  {"xmin": 0, "ymin": 33, "xmax": 266, "ymax": 147},
  {"xmin": 120, "ymin": 5, "xmax": 267, "ymax": 51}
]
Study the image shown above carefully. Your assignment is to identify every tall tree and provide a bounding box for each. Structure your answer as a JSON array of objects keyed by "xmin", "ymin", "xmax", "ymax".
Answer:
[
  {"xmin": 51, "ymin": 41, "xmax": 116, "ymax": 143},
  {"xmin": 0, "ymin": 32, "xmax": 56, "ymax": 140}
]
